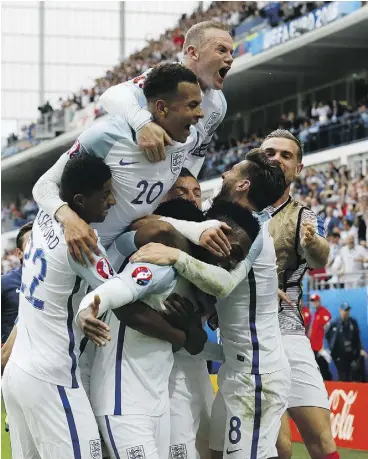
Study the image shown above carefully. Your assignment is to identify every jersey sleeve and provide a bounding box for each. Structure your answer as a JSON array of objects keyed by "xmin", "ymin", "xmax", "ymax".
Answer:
[
  {"xmin": 298, "ymin": 208, "xmax": 326, "ymax": 257},
  {"xmin": 76, "ymin": 261, "xmax": 176, "ymax": 319},
  {"xmin": 106, "ymin": 231, "xmax": 138, "ymax": 271},
  {"xmin": 98, "ymin": 72, "xmax": 152, "ymax": 131},
  {"xmin": 67, "ymin": 245, "xmax": 116, "ymax": 290},
  {"xmin": 32, "ymin": 138, "xmax": 92, "ymax": 217}
]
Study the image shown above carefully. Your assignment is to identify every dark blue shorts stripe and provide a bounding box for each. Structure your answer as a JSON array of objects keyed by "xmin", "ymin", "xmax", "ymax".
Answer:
[
  {"xmin": 114, "ymin": 322, "xmax": 126, "ymax": 415},
  {"xmin": 105, "ymin": 415, "xmax": 121, "ymax": 459},
  {"xmin": 57, "ymin": 385, "xmax": 81, "ymax": 459},
  {"xmin": 67, "ymin": 276, "xmax": 82, "ymax": 388},
  {"xmin": 248, "ymin": 269, "xmax": 259, "ymax": 374},
  {"xmin": 250, "ymin": 374, "xmax": 262, "ymax": 459}
]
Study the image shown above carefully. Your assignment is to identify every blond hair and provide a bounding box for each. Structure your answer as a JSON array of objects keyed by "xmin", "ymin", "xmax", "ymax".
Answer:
[{"xmin": 183, "ymin": 21, "xmax": 230, "ymax": 55}]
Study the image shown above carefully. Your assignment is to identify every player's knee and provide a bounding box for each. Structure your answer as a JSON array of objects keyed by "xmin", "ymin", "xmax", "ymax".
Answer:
[
  {"xmin": 276, "ymin": 432, "xmax": 292, "ymax": 459},
  {"xmin": 316, "ymin": 428, "xmax": 336, "ymax": 455}
]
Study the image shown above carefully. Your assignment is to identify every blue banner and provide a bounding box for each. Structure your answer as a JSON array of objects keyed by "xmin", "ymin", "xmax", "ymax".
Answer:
[{"xmin": 234, "ymin": 1, "xmax": 362, "ymax": 58}]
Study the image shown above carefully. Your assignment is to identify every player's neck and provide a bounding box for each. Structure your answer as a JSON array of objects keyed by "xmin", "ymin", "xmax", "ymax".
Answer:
[{"xmin": 272, "ymin": 187, "xmax": 291, "ymax": 208}]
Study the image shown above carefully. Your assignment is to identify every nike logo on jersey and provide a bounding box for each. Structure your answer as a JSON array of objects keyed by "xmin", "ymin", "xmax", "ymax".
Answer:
[
  {"xmin": 119, "ymin": 159, "xmax": 140, "ymax": 166},
  {"xmin": 226, "ymin": 448, "xmax": 242, "ymax": 455}
]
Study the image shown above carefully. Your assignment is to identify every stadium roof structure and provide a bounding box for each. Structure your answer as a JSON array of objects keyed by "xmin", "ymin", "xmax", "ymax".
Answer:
[{"xmin": 224, "ymin": 5, "xmax": 368, "ymax": 114}]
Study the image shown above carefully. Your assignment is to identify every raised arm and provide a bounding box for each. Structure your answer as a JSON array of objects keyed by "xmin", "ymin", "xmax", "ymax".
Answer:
[{"xmin": 99, "ymin": 75, "xmax": 173, "ymax": 162}]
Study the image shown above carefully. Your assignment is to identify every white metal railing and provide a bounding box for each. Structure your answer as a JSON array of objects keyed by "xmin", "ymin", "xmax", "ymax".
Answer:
[{"xmin": 307, "ymin": 271, "xmax": 368, "ymax": 290}]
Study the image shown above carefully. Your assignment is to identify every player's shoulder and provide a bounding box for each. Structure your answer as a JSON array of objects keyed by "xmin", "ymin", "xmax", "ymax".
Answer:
[
  {"xmin": 33, "ymin": 209, "xmax": 68, "ymax": 254},
  {"xmin": 78, "ymin": 115, "xmax": 134, "ymax": 157}
]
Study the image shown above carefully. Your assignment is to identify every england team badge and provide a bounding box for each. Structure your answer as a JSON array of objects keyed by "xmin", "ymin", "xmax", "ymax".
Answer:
[
  {"xmin": 171, "ymin": 148, "xmax": 184, "ymax": 175},
  {"xmin": 131, "ymin": 266, "xmax": 152, "ymax": 286}
]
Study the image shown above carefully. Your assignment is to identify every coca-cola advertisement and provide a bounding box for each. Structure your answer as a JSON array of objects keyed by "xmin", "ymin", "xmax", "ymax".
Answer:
[{"xmin": 290, "ymin": 382, "xmax": 368, "ymax": 451}]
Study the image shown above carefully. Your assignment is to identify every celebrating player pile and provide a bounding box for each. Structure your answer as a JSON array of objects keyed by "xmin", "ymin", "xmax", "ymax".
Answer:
[{"xmin": 2, "ymin": 18, "xmax": 337, "ymax": 459}]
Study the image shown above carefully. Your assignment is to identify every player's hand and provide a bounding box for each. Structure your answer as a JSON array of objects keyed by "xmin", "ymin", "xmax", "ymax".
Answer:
[
  {"xmin": 361, "ymin": 349, "xmax": 368, "ymax": 359},
  {"xmin": 301, "ymin": 220, "xmax": 316, "ymax": 248},
  {"xmin": 130, "ymin": 243, "xmax": 180, "ymax": 265},
  {"xmin": 137, "ymin": 122, "xmax": 174, "ymax": 162},
  {"xmin": 63, "ymin": 213, "xmax": 100, "ymax": 266},
  {"xmin": 163, "ymin": 293, "xmax": 197, "ymax": 331},
  {"xmin": 199, "ymin": 222, "xmax": 232, "ymax": 258},
  {"xmin": 77, "ymin": 295, "xmax": 111, "ymax": 347},
  {"xmin": 278, "ymin": 289, "xmax": 293, "ymax": 306},
  {"xmin": 184, "ymin": 327, "xmax": 208, "ymax": 356}
]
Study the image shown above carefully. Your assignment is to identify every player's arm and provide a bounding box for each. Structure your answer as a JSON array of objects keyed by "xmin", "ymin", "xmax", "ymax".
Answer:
[
  {"xmin": 112, "ymin": 300, "xmax": 187, "ymax": 352},
  {"xmin": 1, "ymin": 324, "xmax": 17, "ymax": 373},
  {"xmin": 32, "ymin": 140, "xmax": 104, "ymax": 265},
  {"xmin": 130, "ymin": 232, "xmax": 263, "ymax": 298},
  {"xmin": 129, "ymin": 216, "xmax": 232, "ymax": 258},
  {"xmin": 299, "ymin": 210, "xmax": 330, "ymax": 269},
  {"xmin": 99, "ymin": 76, "xmax": 173, "ymax": 162}
]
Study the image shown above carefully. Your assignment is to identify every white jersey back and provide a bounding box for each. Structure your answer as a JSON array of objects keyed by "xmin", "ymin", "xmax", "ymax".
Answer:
[
  {"xmin": 98, "ymin": 68, "xmax": 227, "ymax": 178},
  {"xmin": 216, "ymin": 220, "xmax": 286, "ymax": 374},
  {"xmin": 72, "ymin": 114, "xmax": 195, "ymax": 247}
]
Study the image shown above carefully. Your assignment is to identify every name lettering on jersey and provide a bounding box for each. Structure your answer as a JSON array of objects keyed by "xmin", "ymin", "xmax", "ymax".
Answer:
[
  {"xmin": 126, "ymin": 445, "xmax": 145, "ymax": 459},
  {"xmin": 132, "ymin": 266, "xmax": 152, "ymax": 286},
  {"xmin": 67, "ymin": 140, "xmax": 81, "ymax": 158},
  {"xmin": 89, "ymin": 439, "xmax": 102, "ymax": 459},
  {"xmin": 205, "ymin": 111, "xmax": 220, "ymax": 135},
  {"xmin": 37, "ymin": 210, "xmax": 60, "ymax": 250},
  {"xmin": 171, "ymin": 148, "xmax": 185, "ymax": 176},
  {"xmin": 96, "ymin": 258, "xmax": 114, "ymax": 279},
  {"xmin": 170, "ymin": 444, "xmax": 187, "ymax": 459}
]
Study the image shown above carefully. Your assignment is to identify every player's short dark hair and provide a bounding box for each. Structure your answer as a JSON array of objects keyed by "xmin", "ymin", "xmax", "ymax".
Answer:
[
  {"xmin": 332, "ymin": 232, "xmax": 340, "ymax": 238},
  {"xmin": 60, "ymin": 153, "xmax": 112, "ymax": 205},
  {"xmin": 206, "ymin": 198, "xmax": 260, "ymax": 243},
  {"xmin": 245, "ymin": 148, "xmax": 286, "ymax": 210},
  {"xmin": 154, "ymin": 198, "xmax": 204, "ymax": 222},
  {"xmin": 179, "ymin": 168, "xmax": 197, "ymax": 179},
  {"xmin": 263, "ymin": 129, "xmax": 303, "ymax": 162},
  {"xmin": 143, "ymin": 63, "xmax": 198, "ymax": 101},
  {"xmin": 16, "ymin": 221, "xmax": 33, "ymax": 251}
]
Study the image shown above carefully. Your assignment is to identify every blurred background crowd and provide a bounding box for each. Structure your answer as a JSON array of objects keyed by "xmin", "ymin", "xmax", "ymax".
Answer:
[{"xmin": 3, "ymin": 1, "xmax": 337, "ymax": 156}]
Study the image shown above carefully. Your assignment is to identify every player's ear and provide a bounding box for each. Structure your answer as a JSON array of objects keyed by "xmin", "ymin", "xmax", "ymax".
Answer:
[
  {"xmin": 296, "ymin": 162, "xmax": 304, "ymax": 176},
  {"xmin": 73, "ymin": 193, "xmax": 84, "ymax": 210},
  {"xmin": 156, "ymin": 100, "xmax": 168, "ymax": 117},
  {"xmin": 186, "ymin": 45, "xmax": 199, "ymax": 61},
  {"xmin": 236, "ymin": 179, "xmax": 250, "ymax": 192}
]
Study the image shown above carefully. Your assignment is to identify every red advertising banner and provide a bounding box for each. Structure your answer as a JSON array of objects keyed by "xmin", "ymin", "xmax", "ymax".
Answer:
[
  {"xmin": 210, "ymin": 377, "xmax": 368, "ymax": 451},
  {"xmin": 290, "ymin": 382, "xmax": 368, "ymax": 451}
]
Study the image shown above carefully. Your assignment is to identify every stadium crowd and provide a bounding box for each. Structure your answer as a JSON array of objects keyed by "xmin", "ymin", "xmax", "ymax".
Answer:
[{"xmin": 4, "ymin": 1, "xmax": 331, "ymax": 155}]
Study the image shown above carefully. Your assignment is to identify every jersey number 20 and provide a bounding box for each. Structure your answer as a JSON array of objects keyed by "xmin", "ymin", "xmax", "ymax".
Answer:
[
  {"xmin": 20, "ymin": 235, "xmax": 47, "ymax": 310},
  {"xmin": 131, "ymin": 180, "xmax": 164, "ymax": 205}
]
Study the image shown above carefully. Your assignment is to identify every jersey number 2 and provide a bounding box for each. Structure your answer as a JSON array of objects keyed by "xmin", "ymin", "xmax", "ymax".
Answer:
[
  {"xmin": 20, "ymin": 235, "xmax": 47, "ymax": 310},
  {"xmin": 131, "ymin": 180, "xmax": 164, "ymax": 205}
]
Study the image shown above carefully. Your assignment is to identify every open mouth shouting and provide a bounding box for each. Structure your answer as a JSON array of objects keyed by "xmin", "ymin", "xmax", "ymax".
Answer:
[{"xmin": 219, "ymin": 66, "xmax": 231, "ymax": 81}]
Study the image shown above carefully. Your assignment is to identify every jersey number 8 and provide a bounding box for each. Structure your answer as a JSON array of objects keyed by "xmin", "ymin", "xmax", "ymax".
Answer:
[{"xmin": 20, "ymin": 234, "xmax": 47, "ymax": 310}]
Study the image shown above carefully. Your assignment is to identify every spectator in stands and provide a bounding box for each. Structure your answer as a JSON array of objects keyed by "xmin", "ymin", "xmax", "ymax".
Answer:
[
  {"xmin": 326, "ymin": 303, "xmax": 367, "ymax": 382},
  {"xmin": 332, "ymin": 234, "xmax": 368, "ymax": 288},
  {"xmin": 308, "ymin": 294, "xmax": 332, "ymax": 380},
  {"xmin": 340, "ymin": 218, "xmax": 358, "ymax": 245},
  {"xmin": 324, "ymin": 207, "xmax": 341, "ymax": 236},
  {"xmin": 1, "ymin": 222, "xmax": 33, "ymax": 344}
]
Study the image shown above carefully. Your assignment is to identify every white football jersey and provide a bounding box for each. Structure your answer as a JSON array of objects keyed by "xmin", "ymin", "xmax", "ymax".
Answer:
[
  {"xmin": 90, "ymin": 261, "xmax": 179, "ymax": 418},
  {"xmin": 98, "ymin": 68, "xmax": 227, "ymax": 178},
  {"xmin": 216, "ymin": 220, "xmax": 287, "ymax": 374},
  {"xmin": 68, "ymin": 114, "xmax": 195, "ymax": 248},
  {"xmin": 10, "ymin": 209, "xmax": 116, "ymax": 389}
]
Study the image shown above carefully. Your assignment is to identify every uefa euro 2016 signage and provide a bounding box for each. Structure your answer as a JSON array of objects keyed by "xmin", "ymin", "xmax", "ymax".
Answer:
[
  {"xmin": 233, "ymin": 1, "xmax": 362, "ymax": 58},
  {"xmin": 263, "ymin": 2, "xmax": 340, "ymax": 51}
]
